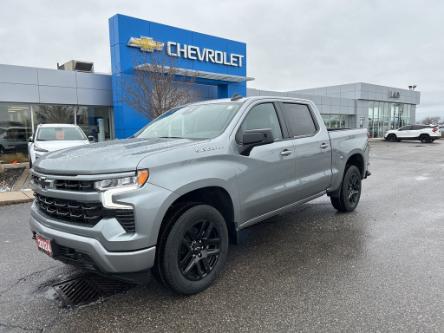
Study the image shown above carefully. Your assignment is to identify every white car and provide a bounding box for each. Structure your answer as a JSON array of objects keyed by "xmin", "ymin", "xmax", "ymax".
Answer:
[
  {"xmin": 28, "ymin": 124, "xmax": 92, "ymax": 167},
  {"xmin": 384, "ymin": 124, "xmax": 441, "ymax": 143}
]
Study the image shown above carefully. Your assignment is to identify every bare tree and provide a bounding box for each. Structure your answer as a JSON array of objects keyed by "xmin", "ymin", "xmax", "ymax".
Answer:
[
  {"xmin": 34, "ymin": 105, "xmax": 75, "ymax": 123},
  {"xmin": 124, "ymin": 53, "xmax": 198, "ymax": 119},
  {"xmin": 421, "ymin": 116, "xmax": 441, "ymax": 125}
]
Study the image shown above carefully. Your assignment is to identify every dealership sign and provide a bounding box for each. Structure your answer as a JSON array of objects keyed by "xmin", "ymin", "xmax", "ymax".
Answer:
[{"xmin": 128, "ymin": 36, "xmax": 244, "ymax": 68}]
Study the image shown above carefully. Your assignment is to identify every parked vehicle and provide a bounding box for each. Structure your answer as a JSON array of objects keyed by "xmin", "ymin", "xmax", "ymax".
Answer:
[
  {"xmin": 29, "ymin": 96, "xmax": 370, "ymax": 294},
  {"xmin": 0, "ymin": 126, "xmax": 31, "ymax": 155},
  {"xmin": 28, "ymin": 124, "xmax": 93, "ymax": 167},
  {"xmin": 384, "ymin": 124, "xmax": 441, "ymax": 143}
]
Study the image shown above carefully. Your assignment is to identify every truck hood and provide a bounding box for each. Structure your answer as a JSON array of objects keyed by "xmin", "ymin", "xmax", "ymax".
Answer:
[{"xmin": 34, "ymin": 137, "xmax": 202, "ymax": 175}]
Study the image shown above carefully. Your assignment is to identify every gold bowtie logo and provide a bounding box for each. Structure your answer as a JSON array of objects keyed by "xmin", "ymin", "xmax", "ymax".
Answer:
[{"xmin": 128, "ymin": 36, "xmax": 164, "ymax": 52}]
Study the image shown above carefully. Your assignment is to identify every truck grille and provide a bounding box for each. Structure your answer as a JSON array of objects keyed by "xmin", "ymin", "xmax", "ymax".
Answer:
[
  {"xmin": 35, "ymin": 194, "xmax": 135, "ymax": 232},
  {"xmin": 31, "ymin": 174, "xmax": 95, "ymax": 192},
  {"xmin": 54, "ymin": 179, "xmax": 95, "ymax": 192}
]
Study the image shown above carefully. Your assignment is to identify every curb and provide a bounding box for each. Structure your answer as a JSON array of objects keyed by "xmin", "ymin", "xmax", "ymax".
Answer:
[{"xmin": 0, "ymin": 190, "xmax": 34, "ymax": 206}]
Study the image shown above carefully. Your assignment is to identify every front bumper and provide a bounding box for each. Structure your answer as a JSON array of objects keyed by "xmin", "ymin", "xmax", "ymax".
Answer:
[{"xmin": 30, "ymin": 214, "xmax": 156, "ymax": 273}]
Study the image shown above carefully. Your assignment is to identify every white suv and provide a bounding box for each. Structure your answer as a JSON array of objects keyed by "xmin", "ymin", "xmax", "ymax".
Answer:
[
  {"xmin": 28, "ymin": 124, "xmax": 92, "ymax": 167},
  {"xmin": 384, "ymin": 125, "xmax": 441, "ymax": 143}
]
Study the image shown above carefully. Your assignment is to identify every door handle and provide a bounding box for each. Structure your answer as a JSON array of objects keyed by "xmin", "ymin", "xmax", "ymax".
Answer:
[
  {"xmin": 320, "ymin": 143, "xmax": 329, "ymax": 149},
  {"xmin": 280, "ymin": 149, "xmax": 292, "ymax": 156}
]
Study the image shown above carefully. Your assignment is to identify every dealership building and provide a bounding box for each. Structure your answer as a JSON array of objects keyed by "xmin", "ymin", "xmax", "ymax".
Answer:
[{"xmin": 0, "ymin": 14, "xmax": 420, "ymax": 158}]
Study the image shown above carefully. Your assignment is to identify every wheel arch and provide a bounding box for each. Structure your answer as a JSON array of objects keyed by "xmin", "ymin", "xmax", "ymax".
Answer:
[
  {"xmin": 345, "ymin": 153, "xmax": 365, "ymax": 178},
  {"xmin": 158, "ymin": 185, "xmax": 238, "ymax": 245}
]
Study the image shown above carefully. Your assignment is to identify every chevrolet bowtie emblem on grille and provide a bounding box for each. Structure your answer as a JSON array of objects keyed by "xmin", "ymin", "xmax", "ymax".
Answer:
[
  {"xmin": 34, "ymin": 176, "xmax": 54, "ymax": 189},
  {"xmin": 128, "ymin": 36, "xmax": 164, "ymax": 52}
]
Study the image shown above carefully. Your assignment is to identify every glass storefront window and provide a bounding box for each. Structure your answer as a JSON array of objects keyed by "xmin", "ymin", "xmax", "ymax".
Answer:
[
  {"xmin": 322, "ymin": 114, "xmax": 349, "ymax": 129},
  {"xmin": 0, "ymin": 103, "xmax": 113, "ymax": 161},
  {"xmin": 33, "ymin": 104, "xmax": 75, "ymax": 125},
  {"xmin": 76, "ymin": 106, "xmax": 112, "ymax": 142},
  {"xmin": 0, "ymin": 104, "xmax": 33, "ymax": 162},
  {"xmin": 367, "ymin": 102, "xmax": 412, "ymax": 138}
]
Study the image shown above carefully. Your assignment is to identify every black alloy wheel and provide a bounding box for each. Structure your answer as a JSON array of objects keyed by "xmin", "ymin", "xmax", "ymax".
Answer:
[
  {"xmin": 159, "ymin": 204, "xmax": 229, "ymax": 294},
  {"xmin": 178, "ymin": 219, "xmax": 221, "ymax": 281},
  {"xmin": 330, "ymin": 165, "xmax": 362, "ymax": 212},
  {"xmin": 347, "ymin": 171, "xmax": 361, "ymax": 207}
]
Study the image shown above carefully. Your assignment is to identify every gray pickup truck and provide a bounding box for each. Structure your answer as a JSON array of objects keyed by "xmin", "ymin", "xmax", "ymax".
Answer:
[{"xmin": 30, "ymin": 96, "xmax": 370, "ymax": 294}]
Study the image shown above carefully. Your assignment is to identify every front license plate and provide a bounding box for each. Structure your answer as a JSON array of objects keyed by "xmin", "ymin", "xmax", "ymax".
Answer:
[{"xmin": 36, "ymin": 234, "xmax": 53, "ymax": 257}]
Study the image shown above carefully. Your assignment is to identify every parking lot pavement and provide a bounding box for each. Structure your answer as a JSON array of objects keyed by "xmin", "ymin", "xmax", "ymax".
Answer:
[{"xmin": 0, "ymin": 140, "xmax": 443, "ymax": 332}]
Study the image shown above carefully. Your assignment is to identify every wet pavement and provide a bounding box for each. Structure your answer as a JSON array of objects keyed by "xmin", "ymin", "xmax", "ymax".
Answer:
[{"xmin": 0, "ymin": 140, "xmax": 443, "ymax": 332}]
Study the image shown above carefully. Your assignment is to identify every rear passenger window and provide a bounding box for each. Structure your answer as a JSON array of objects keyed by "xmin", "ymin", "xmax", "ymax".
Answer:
[
  {"xmin": 241, "ymin": 103, "xmax": 283, "ymax": 140},
  {"xmin": 281, "ymin": 103, "xmax": 317, "ymax": 137}
]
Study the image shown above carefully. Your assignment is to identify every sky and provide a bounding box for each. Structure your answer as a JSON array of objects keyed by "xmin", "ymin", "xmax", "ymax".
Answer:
[{"xmin": 0, "ymin": 0, "xmax": 443, "ymax": 120}]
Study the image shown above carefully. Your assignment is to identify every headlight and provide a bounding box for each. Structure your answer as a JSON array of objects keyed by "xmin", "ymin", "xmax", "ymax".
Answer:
[
  {"xmin": 34, "ymin": 146, "xmax": 49, "ymax": 153},
  {"xmin": 94, "ymin": 169, "xmax": 149, "ymax": 191}
]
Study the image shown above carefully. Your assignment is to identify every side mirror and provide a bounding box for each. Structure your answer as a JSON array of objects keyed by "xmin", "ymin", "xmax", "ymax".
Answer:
[
  {"xmin": 238, "ymin": 129, "xmax": 274, "ymax": 156},
  {"xmin": 88, "ymin": 136, "xmax": 95, "ymax": 142},
  {"xmin": 28, "ymin": 136, "xmax": 33, "ymax": 143}
]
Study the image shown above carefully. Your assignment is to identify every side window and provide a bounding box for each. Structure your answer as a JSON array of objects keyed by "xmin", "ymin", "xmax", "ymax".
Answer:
[
  {"xmin": 241, "ymin": 103, "xmax": 283, "ymax": 140},
  {"xmin": 281, "ymin": 103, "xmax": 317, "ymax": 137},
  {"xmin": 400, "ymin": 126, "xmax": 412, "ymax": 131}
]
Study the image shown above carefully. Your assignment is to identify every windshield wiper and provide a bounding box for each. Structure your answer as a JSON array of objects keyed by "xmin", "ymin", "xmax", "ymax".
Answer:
[{"xmin": 158, "ymin": 136, "xmax": 184, "ymax": 139}]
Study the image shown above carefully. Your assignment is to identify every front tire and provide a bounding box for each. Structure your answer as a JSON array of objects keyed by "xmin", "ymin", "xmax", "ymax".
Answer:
[
  {"xmin": 330, "ymin": 165, "xmax": 362, "ymax": 212},
  {"xmin": 160, "ymin": 204, "xmax": 229, "ymax": 295},
  {"xmin": 386, "ymin": 134, "xmax": 397, "ymax": 142}
]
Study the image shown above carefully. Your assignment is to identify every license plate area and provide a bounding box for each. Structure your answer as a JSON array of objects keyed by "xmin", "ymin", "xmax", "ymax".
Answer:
[{"xmin": 35, "ymin": 234, "xmax": 53, "ymax": 257}]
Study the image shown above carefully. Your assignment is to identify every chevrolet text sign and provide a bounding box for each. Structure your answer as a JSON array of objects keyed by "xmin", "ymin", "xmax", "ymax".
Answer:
[
  {"xmin": 110, "ymin": 14, "xmax": 247, "ymax": 138},
  {"xmin": 166, "ymin": 42, "xmax": 244, "ymax": 67}
]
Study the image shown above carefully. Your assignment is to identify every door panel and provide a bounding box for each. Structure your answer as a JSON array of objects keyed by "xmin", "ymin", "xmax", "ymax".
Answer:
[
  {"xmin": 237, "ymin": 140, "xmax": 296, "ymax": 222},
  {"xmin": 291, "ymin": 132, "xmax": 331, "ymax": 201},
  {"xmin": 236, "ymin": 102, "xmax": 296, "ymax": 222},
  {"xmin": 279, "ymin": 102, "xmax": 331, "ymax": 201}
]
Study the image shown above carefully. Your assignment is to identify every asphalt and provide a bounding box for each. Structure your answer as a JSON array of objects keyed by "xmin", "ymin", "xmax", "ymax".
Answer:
[{"xmin": 0, "ymin": 140, "xmax": 443, "ymax": 332}]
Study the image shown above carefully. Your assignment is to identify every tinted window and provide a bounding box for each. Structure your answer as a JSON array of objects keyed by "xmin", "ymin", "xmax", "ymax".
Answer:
[
  {"xmin": 282, "ymin": 103, "xmax": 317, "ymax": 137},
  {"xmin": 241, "ymin": 103, "xmax": 283, "ymax": 140},
  {"xmin": 414, "ymin": 125, "xmax": 428, "ymax": 130},
  {"xmin": 399, "ymin": 126, "xmax": 412, "ymax": 131}
]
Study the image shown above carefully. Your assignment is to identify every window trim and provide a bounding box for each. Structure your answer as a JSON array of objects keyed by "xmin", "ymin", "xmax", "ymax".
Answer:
[
  {"xmin": 235, "ymin": 102, "xmax": 287, "ymax": 143},
  {"xmin": 276, "ymin": 102, "xmax": 320, "ymax": 139}
]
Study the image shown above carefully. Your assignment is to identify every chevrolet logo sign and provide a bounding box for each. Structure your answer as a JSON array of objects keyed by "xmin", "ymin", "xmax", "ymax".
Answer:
[
  {"xmin": 128, "ymin": 36, "xmax": 164, "ymax": 52},
  {"xmin": 32, "ymin": 176, "xmax": 54, "ymax": 189}
]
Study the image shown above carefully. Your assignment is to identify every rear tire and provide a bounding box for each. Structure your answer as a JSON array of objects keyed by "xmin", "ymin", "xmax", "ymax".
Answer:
[
  {"xmin": 330, "ymin": 165, "xmax": 362, "ymax": 212},
  {"xmin": 420, "ymin": 134, "xmax": 431, "ymax": 143},
  {"xmin": 158, "ymin": 204, "xmax": 229, "ymax": 295}
]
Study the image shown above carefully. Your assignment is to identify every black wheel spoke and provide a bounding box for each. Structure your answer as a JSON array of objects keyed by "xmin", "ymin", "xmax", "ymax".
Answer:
[
  {"xmin": 179, "ymin": 250, "xmax": 192, "ymax": 268},
  {"xmin": 202, "ymin": 257, "xmax": 211, "ymax": 273},
  {"xmin": 203, "ymin": 221, "xmax": 214, "ymax": 239},
  {"xmin": 196, "ymin": 260, "xmax": 204, "ymax": 277},
  {"xmin": 207, "ymin": 248, "xmax": 220, "ymax": 256},
  {"xmin": 198, "ymin": 220, "xmax": 207, "ymax": 237},
  {"xmin": 183, "ymin": 257, "xmax": 196, "ymax": 274},
  {"xmin": 182, "ymin": 238, "xmax": 191, "ymax": 249},
  {"xmin": 206, "ymin": 237, "xmax": 220, "ymax": 246}
]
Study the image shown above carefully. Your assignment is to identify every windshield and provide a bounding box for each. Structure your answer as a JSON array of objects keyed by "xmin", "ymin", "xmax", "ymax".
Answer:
[
  {"xmin": 37, "ymin": 127, "xmax": 87, "ymax": 141},
  {"xmin": 136, "ymin": 102, "xmax": 241, "ymax": 139}
]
